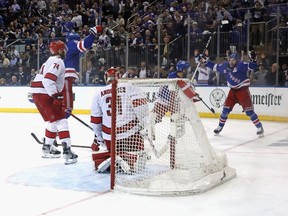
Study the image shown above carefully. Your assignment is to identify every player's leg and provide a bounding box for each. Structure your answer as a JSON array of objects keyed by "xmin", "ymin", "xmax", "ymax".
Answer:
[
  {"xmin": 42, "ymin": 123, "xmax": 61, "ymax": 158},
  {"xmin": 214, "ymin": 89, "xmax": 235, "ymax": 135},
  {"xmin": 33, "ymin": 94, "xmax": 61, "ymax": 158},
  {"xmin": 56, "ymin": 119, "xmax": 78, "ymax": 165},
  {"xmin": 240, "ymin": 87, "xmax": 264, "ymax": 137}
]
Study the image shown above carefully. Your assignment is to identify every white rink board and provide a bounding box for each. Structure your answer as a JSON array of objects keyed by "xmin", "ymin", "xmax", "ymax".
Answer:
[{"xmin": 0, "ymin": 84, "xmax": 287, "ymax": 119}]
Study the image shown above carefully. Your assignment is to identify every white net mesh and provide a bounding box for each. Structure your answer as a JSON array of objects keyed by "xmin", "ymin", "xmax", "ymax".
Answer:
[{"xmin": 112, "ymin": 78, "xmax": 236, "ymax": 196}]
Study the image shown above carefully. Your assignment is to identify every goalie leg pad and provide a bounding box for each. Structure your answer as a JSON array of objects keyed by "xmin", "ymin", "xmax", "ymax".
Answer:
[
  {"xmin": 92, "ymin": 151, "xmax": 110, "ymax": 171},
  {"xmin": 97, "ymin": 157, "xmax": 111, "ymax": 173}
]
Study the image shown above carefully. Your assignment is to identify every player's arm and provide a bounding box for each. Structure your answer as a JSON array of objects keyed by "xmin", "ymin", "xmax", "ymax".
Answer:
[
  {"xmin": 90, "ymin": 92, "xmax": 106, "ymax": 151},
  {"xmin": 90, "ymin": 115, "xmax": 105, "ymax": 151},
  {"xmin": 79, "ymin": 25, "xmax": 103, "ymax": 51},
  {"xmin": 42, "ymin": 60, "xmax": 66, "ymax": 110},
  {"xmin": 62, "ymin": 77, "xmax": 74, "ymax": 109},
  {"xmin": 247, "ymin": 50, "xmax": 258, "ymax": 70},
  {"xmin": 42, "ymin": 59, "xmax": 64, "ymax": 96}
]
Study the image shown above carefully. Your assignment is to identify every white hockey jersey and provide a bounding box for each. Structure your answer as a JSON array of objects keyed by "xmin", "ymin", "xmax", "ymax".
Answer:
[
  {"xmin": 29, "ymin": 55, "xmax": 65, "ymax": 96},
  {"xmin": 91, "ymin": 82, "xmax": 149, "ymax": 141},
  {"xmin": 197, "ymin": 66, "xmax": 212, "ymax": 85}
]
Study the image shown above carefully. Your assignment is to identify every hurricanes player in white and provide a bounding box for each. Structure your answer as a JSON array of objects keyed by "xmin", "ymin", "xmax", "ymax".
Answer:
[
  {"xmin": 29, "ymin": 40, "xmax": 78, "ymax": 165},
  {"xmin": 90, "ymin": 67, "xmax": 149, "ymax": 173}
]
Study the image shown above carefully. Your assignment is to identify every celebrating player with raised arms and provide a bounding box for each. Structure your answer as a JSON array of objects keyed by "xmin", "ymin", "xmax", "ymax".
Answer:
[
  {"xmin": 203, "ymin": 51, "xmax": 264, "ymax": 137},
  {"xmin": 90, "ymin": 67, "xmax": 149, "ymax": 173},
  {"xmin": 29, "ymin": 40, "xmax": 78, "ymax": 165},
  {"xmin": 63, "ymin": 25, "xmax": 103, "ymax": 118}
]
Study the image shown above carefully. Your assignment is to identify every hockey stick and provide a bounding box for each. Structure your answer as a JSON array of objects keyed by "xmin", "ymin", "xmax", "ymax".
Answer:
[
  {"xmin": 31, "ymin": 132, "xmax": 91, "ymax": 149},
  {"xmin": 70, "ymin": 113, "xmax": 94, "ymax": 131},
  {"xmin": 190, "ymin": 35, "xmax": 212, "ymax": 83},
  {"xmin": 198, "ymin": 95, "xmax": 215, "ymax": 114}
]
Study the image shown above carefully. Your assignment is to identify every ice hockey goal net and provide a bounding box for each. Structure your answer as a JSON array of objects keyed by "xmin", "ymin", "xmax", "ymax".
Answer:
[{"xmin": 110, "ymin": 78, "xmax": 236, "ymax": 196}]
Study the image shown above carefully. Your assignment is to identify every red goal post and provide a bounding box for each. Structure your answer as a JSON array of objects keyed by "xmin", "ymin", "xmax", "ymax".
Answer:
[{"xmin": 110, "ymin": 78, "xmax": 236, "ymax": 196}]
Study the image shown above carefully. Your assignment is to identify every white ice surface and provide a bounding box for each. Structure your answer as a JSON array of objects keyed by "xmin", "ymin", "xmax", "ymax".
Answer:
[{"xmin": 1, "ymin": 113, "xmax": 288, "ymax": 216}]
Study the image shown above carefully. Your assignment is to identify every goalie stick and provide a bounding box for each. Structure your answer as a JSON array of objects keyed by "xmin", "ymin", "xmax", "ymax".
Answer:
[
  {"xmin": 198, "ymin": 95, "xmax": 215, "ymax": 114},
  {"xmin": 31, "ymin": 132, "xmax": 91, "ymax": 149}
]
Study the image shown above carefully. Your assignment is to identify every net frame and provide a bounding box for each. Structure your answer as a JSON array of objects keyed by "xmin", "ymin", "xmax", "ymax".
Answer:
[{"xmin": 110, "ymin": 78, "xmax": 236, "ymax": 196}]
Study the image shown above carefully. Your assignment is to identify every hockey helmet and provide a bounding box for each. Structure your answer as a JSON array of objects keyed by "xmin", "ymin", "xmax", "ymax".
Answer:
[
  {"xmin": 168, "ymin": 71, "xmax": 179, "ymax": 78},
  {"xmin": 66, "ymin": 32, "xmax": 80, "ymax": 42},
  {"xmin": 229, "ymin": 53, "xmax": 239, "ymax": 60},
  {"xmin": 176, "ymin": 60, "xmax": 190, "ymax": 71},
  {"xmin": 49, "ymin": 40, "xmax": 67, "ymax": 55},
  {"xmin": 104, "ymin": 67, "xmax": 121, "ymax": 84}
]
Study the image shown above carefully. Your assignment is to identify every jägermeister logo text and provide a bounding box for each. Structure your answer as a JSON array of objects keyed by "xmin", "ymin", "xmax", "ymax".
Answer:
[{"xmin": 251, "ymin": 93, "xmax": 282, "ymax": 107}]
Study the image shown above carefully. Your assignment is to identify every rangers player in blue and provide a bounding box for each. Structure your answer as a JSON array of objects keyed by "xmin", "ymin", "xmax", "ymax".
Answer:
[
  {"xmin": 63, "ymin": 25, "xmax": 103, "ymax": 118},
  {"xmin": 204, "ymin": 52, "xmax": 264, "ymax": 137}
]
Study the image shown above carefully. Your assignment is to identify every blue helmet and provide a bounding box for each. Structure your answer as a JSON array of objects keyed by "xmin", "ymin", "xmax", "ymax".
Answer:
[
  {"xmin": 66, "ymin": 32, "xmax": 80, "ymax": 42},
  {"xmin": 229, "ymin": 53, "xmax": 239, "ymax": 60},
  {"xmin": 168, "ymin": 71, "xmax": 179, "ymax": 78},
  {"xmin": 176, "ymin": 60, "xmax": 190, "ymax": 71}
]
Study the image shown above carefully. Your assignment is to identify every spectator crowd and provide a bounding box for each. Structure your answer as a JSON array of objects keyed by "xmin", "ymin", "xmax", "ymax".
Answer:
[{"xmin": 0, "ymin": 0, "xmax": 287, "ymax": 86}]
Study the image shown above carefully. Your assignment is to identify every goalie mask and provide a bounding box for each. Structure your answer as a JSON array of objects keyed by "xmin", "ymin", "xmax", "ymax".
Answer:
[{"xmin": 104, "ymin": 67, "xmax": 121, "ymax": 84}]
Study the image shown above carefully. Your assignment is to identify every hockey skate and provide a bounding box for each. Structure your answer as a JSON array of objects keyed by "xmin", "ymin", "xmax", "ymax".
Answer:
[
  {"xmin": 42, "ymin": 144, "xmax": 61, "ymax": 158},
  {"xmin": 214, "ymin": 126, "xmax": 223, "ymax": 136},
  {"xmin": 62, "ymin": 142, "xmax": 78, "ymax": 165},
  {"xmin": 257, "ymin": 126, "xmax": 264, "ymax": 138}
]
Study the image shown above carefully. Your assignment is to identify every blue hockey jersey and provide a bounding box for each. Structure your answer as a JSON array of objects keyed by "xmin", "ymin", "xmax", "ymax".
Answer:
[
  {"xmin": 64, "ymin": 34, "xmax": 96, "ymax": 81},
  {"xmin": 206, "ymin": 60, "xmax": 257, "ymax": 89}
]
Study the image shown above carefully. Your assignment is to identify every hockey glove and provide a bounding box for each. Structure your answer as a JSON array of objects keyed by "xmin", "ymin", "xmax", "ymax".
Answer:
[
  {"xmin": 91, "ymin": 135, "xmax": 106, "ymax": 151},
  {"xmin": 91, "ymin": 141, "xmax": 100, "ymax": 151},
  {"xmin": 89, "ymin": 25, "xmax": 103, "ymax": 36},
  {"xmin": 199, "ymin": 55, "xmax": 209, "ymax": 64},
  {"xmin": 192, "ymin": 93, "xmax": 201, "ymax": 103},
  {"xmin": 52, "ymin": 93, "xmax": 63, "ymax": 110},
  {"xmin": 248, "ymin": 50, "xmax": 257, "ymax": 62},
  {"xmin": 65, "ymin": 107, "xmax": 72, "ymax": 119}
]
